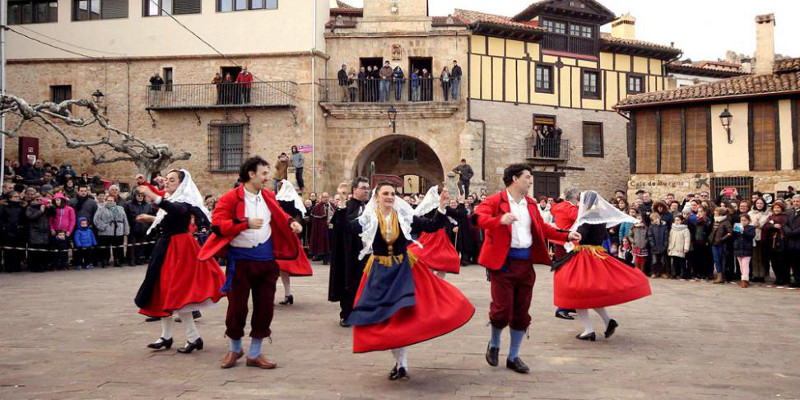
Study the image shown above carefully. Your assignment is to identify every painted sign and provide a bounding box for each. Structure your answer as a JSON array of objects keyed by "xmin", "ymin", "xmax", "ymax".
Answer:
[{"xmin": 297, "ymin": 145, "xmax": 313, "ymax": 153}]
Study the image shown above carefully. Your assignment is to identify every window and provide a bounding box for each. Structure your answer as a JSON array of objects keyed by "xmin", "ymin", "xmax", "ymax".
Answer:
[
  {"xmin": 750, "ymin": 101, "xmax": 777, "ymax": 171},
  {"xmin": 50, "ymin": 85, "xmax": 72, "ymax": 103},
  {"xmin": 73, "ymin": 0, "xmax": 127, "ymax": 20},
  {"xmin": 163, "ymin": 67, "xmax": 173, "ymax": 91},
  {"xmin": 9, "ymin": 0, "xmax": 57, "ymax": 24},
  {"xmin": 634, "ymin": 110, "xmax": 657, "ymax": 173},
  {"xmin": 569, "ymin": 23, "xmax": 592, "ymax": 38},
  {"xmin": 711, "ymin": 177, "xmax": 753, "ymax": 200},
  {"xmin": 145, "ymin": 0, "xmax": 200, "ymax": 15},
  {"xmin": 541, "ymin": 19, "xmax": 565, "ymax": 34},
  {"xmin": 398, "ymin": 140, "xmax": 417, "ymax": 162},
  {"xmin": 660, "ymin": 108, "xmax": 681, "ymax": 173},
  {"xmin": 582, "ymin": 122, "xmax": 603, "ymax": 157},
  {"xmin": 582, "ymin": 70, "xmax": 600, "ymax": 99},
  {"xmin": 218, "ymin": 0, "xmax": 275, "ymax": 12},
  {"xmin": 627, "ymin": 75, "xmax": 644, "ymax": 94},
  {"xmin": 208, "ymin": 123, "xmax": 249, "ymax": 172},
  {"xmin": 534, "ymin": 65, "xmax": 553, "ymax": 93}
]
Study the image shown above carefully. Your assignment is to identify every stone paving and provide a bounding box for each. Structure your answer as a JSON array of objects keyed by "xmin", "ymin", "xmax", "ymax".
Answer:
[{"xmin": 1, "ymin": 262, "xmax": 799, "ymax": 400}]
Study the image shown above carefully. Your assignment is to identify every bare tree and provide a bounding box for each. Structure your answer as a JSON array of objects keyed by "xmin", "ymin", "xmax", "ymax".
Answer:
[{"xmin": 0, "ymin": 94, "xmax": 190, "ymax": 176}]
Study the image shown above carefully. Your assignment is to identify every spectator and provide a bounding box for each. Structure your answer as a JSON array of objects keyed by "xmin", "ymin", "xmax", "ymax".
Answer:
[
  {"xmin": 308, "ymin": 192, "xmax": 318, "ymax": 209},
  {"xmin": 90, "ymin": 174, "xmax": 104, "ymax": 194},
  {"xmin": 51, "ymin": 229, "xmax": 70, "ymax": 271},
  {"xmin": 421, "ymin": 68, "xmax": 432, "ymax": 101},
  {"xmin": 94, "ymin": 194, "xmax": 129, "ymax": 267},
  {"xmin": 63, "ymin": 179, "xmax": 76, "ymax": 198},
  {"xmin": 393, "ymin": 65, "xmax": 405, "ymax": 101},
  {"xmin": 410, "ymin": 68, "xmax": 421, "ymax": 102},
  {"xmin": 630, "ymin": 212, "xmax": 648, "ymax": 272},
  {"xmin": 125, "ymin": 189, "xmax": 155, "ymax": 266},
  {"xmin": 73, "ymin": 217, "xmax": 97, "ymax": 270},
  {"xmin": 291, "ymin": 146, "xmax": 305, "ymax": 192},
  {"xmin": 223, "ymin": 73, "xmax": 235, "ymax": 104},
  {"xmin": 203, "ymin": 194, "xmax": 216, "ymax": 212},
  {"xmin": 310, "ymin": 192, "xmax": 334, "ymax": 264},
  {"xmin": 638, "ymin": 192, "xmax": 654, "ymax": 224},
  {"xmin": 56, "ymin": 162, "xmax": 77, "ymax": 185},
  {"xmin": 348, "ymin": 67, "xmax": 358, "ymax": 102},
  {"xmin": 537, "ymin": 196, "xmax": 552, "ymax": 225},
  {"xmin": 149, "ymin": 72, "xmax": 164, "ymax": 90},
  {"xmin": 452, "ymin": 159, "xmax": 474, "ymax": 197},
  {"xmin": 440, "ymin": 66, "xmax": 450, "ymax": 101},
  {"xmin": 70, "ymin": 184, "xmax": 98, "ymax": 221},
  {"xmin": 782, "ymin": 194, "xmax": 800, "ymax": 287},
  {"xmin": 689, "ymin": 207, "xmax": 712, "ymax": 279},
  {"xmin": 24, "ymin": 158, "xmax": 46, "ymax": 186},
  {"xmin": 618, "ymin": 236, "xmax": 634, "ymax": 264},
  {"xmin": 26, "ymin": 195, "xmax": 52, "ymax": 272},
  {"xmin": 647, "ymin": 212, "xmax": 669, "ymax": 278},
  {"xmin": 668, "ymin": 214, "xmax": 691, "ymax": 279},
  {"xmin": 236, "ymin": 66, "xmax": 254, "ymax": 104},
  {"xmin": 748, "ymin": 197, "xmax": 771, "ymax": 282},
  {"xmin": 23, "ymin": 187, "xmax": 37, "ymax": 203},
  {"xmin": 108, "ymin": 184, "xmax": 127, "ymax": 206},
  {"xmin": 2, "ymin": 181, "xmax": 14, "ymax": 200},
  {"xmin": 618, "ymin": 207, "xmax": 636, "ymax": 244},
  {"xmin": 766, "ymin": 202, "xmax": 788, "ymax": 285},
  {"xmin": 77, "ymin": 173, "xmax": 90, "ymax": 187},
  {"xmin": 709, "ymin": 208, "xmax": 733, "ymax": 284},
  {"xmin": 49, "ymin": 193, "xmax": 75, "ymax": 238},
  {"xmin": 3, "ymin": 158, "xmax": 14, "ymax": 180},
  {"xmin": 212, "ymin": 72, "xmax": 224, "ymax": 105},
  {"xmin": 785, "ymin": 186, "xmax": 797, "ymax": 200},
  {"xmin": 733, "ymin": 214, "xmax": 756, "ymax": 288},
  {"xmin": 357, "ymin": 66, "xmax": 367, "ymax": 102},
  {"xmin": 653, "ymin": 200, "xmax": 673, "ymax": 229},
  {"xmin": 379, "ymin": 61, "xmax": 392, "ymax": 102},
  {"xmin": 274, "ymin": 153, "xmax": 289, "ymax": 192},
  {"xmin": 1, "ymin": 191, "xmax": 26, "ymax": 272},
  {"xmin": 338, "ymin": 64, "xmax": 349, "ymax": 102},
  {"xmin": 450, "ymin": 59, "xmax": 462, "ymax": 100}
]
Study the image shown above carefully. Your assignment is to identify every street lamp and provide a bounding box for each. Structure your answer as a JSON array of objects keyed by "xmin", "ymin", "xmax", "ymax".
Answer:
[
  {"xmin": 387, "ymin": 106, "xmax": 397, "ymax": 133},
  {"xmin": 719, "ymin": 108, "xmax": 733, "ymax": 144},
  {"xmin": 91, "ymin": 89, "xmax": 104, "ymax": 104}
]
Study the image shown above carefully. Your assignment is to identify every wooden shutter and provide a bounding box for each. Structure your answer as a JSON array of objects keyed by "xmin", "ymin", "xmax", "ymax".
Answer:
[
  {"xmin": 660, "ymin": 108, "xmax": 681, "ymax": 173},
  {"xmin": 794, "ymin": 99, "xmax": 799, "ymax": 169},
  {"xmin": 635, "ymin": 110, "xmax": 657, "ymax": 173},
  {"xmin": 101, "ymin": 0, "xmax": 128, "ymax": 19},
  {"xmin": 173, "ymin": 0, "xmax": 201, "ymax": 15},
  {"xmin": 684, "ymin": 106, "xmax": 709, "ymax": 172},
  {"xmin": 751, "ymin": 101, "xmax": 777, "ymax": 171}
]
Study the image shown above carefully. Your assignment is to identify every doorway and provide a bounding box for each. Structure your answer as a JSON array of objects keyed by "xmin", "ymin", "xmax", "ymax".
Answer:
[{"xmin": 533, "ymin": 171, "xmax": 563, "ymax": 199}]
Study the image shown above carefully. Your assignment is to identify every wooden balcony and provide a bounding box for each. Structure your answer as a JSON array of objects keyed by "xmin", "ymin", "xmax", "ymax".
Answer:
[{"xmin": 542, "ymin": 33, "xmax": 598, "ymax": 56}]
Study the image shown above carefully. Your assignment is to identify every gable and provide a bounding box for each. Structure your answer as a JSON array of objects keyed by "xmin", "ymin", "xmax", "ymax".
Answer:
[{"xmin": 512, "ymin": 0, "xmax": 615, "ymax": 24}]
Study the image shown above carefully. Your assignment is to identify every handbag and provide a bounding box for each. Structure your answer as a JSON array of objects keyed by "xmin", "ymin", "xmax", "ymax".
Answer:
[{"xmin": 772, "ymin": 232, "xmax": 786, "ymax": 252}]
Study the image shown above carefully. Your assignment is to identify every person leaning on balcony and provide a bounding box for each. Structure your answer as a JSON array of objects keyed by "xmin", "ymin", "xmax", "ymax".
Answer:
[
  {"xmin": 212, "ymin": 73, "xmax": 224, "ymax": 105},
  {"xmin": 410, "ymin": 69, "xmax": 420, "ymax": 102},
  {"xmin": 149, "ymin": 72, "xmax": 164, "ymax": 106},
  {"xmin": 338, "ymin": 64, "xmax": 349, "ymax": 102},
  {"xmin": 348, "ymin": 68, "xmax": 358, "ymax": 102},
  {"xmin": 379, "ymin": 61, "xmax": 393, "ymax": 102},
  {"xmin": 358, "ymin": 67, "xmax": 367, "ymax": 102},
  {"xmin": 392, "ymin": 65, "xmax": 405, "ymax": 101},
  {"xmin": 236, "ymin": 67, "xmax": 254, "ymax": 104},
  {"xmin": 450, "ymin": 60, "xmax": 462, "ymax": 101},
  {"xmin": 440, "ymin": 66, "xmax": 451, "ymax": 101}
]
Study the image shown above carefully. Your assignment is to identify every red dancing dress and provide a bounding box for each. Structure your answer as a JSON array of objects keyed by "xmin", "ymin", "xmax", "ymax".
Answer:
[{"xmin": 408, "ymin": 230, "xmax": 460, "ymax": 274}]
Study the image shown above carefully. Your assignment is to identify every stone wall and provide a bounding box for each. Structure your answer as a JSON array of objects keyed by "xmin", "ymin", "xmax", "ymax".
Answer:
[
  {"xmin": 629, "ymin": 171, "xmax": 800, "ymax": 200},
  {"xmin": 469, "ymin": 100, "xmax": 630, "ymax": 198}
]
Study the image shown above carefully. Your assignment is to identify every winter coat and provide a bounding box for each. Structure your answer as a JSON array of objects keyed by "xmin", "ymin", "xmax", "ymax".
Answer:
[
  {"xmin": 630, "ymin": 224, "xmax": 648, "ymax": 252},
  {"xmin": 659, "ymin": 211, "xmax": 674, "ymax": 230},
  {"xmin": 73, "ymin": 218, "xmax": 97, "ymax": 248},
  {"xmin": 0, "ymin": 200, "xmax": 26, "ymax": 239},
  {"xmin": 690, "ymin": 216, "xmax": 712, "ymax": 246},
  {"xmin": 765, "ymin": 213, "xmax": 787, "ymax": 251},
  {"xmin": 49, "ymin": 205, "xmax": 76, "ymax": 235},
  {"xmin": 291, "ymin": 152, "xmax": 304, "ymax": 169},
  {"xmin": 69, "ymin": 195, "xmax": 98, "ymax": 221},
  {"xmin": 709, "ymin": 218, "xmax": 733, "ymax": 246},
  {"xmin": 25, "ymin": 201, "xmax": 51, "ymax": 245},
  {"xmin": 124, "ymin": 199, "xmax": 155, "ymax": 236},
  {"xmin": 274, "ymin": 159, "xmax": 289, "ymax": 180},
  {"xmin": 782, "ymin": 208, "xmax": 800, "ymax": 251},
  {"xmin": 748, "ymin": 209, "xmax": 771, "ymax": 242},
  {"xmin": 638, "ymin": 200, "xmax": 654, "ymax": 224},
  {"xmin": 93, "ymin": 203, "xmax": 130, "ymax": 237},
  {"xmin": 647, "ymin": 221, "xmax": 670, "ymax": 254},
  {"xmin": 667, "ymin": 224, "xmax": 691, "ymax": 258},
  {"xmin": 733, "ymin": 225, "xmax": 756, "ymax": 257},
  {"xmin": 538, "ymin": 204, "xmax": 553, "ymax": 225},
  {"xmin": 618, "ymin": 221, "xmax": 633, "ymax": 244}
]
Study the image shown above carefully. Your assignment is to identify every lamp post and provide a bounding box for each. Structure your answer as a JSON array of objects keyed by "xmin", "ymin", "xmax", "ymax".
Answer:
[
  {"xmin": 387, "ymin": 106, "xmax": 397, "ymax": 133},
  {"xmin": 91, "ymin": 89, "xmax": 106, "ymax": 115},
  {"xmin": 719, "ymin": 108, "xmax": 733, "ymax": 144}
]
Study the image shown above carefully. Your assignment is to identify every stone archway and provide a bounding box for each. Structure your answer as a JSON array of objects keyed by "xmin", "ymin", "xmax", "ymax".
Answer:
[{"xmin": 352, "ymin": 135, "xmax": 445, "ymax": 194}]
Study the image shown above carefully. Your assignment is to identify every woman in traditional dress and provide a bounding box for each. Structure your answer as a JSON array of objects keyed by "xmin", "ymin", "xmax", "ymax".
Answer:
[
  {"xmin": 553, "ymin": 190, "xmax": 651, "ymax": 341},
  {"xmin": 337, "ymin": 183, "xmax": 474, "ymax": 381},
  {"xmin": 407, "ymin": 186, "xmax": 461, "ymax": 279},
  {"xmin": 134, "ymin": 169, "xmax": 226, "ymax": 353},
  {"xmin": 275, "ymin": 179, "xmax": 313, "ymax": 305}
]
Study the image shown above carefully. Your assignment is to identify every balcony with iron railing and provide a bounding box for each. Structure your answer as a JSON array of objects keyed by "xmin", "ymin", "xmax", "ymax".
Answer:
[
  {"xmin": 526, "ymin": 137, "xmax": 570, "ymax": 162},
  {"xmin": 145, "ymin": 81, "xmax": 297, "ymax": 110},
  {"xmin": 542, "ymin": 33, "xmax": 598, "ymax": 56},
  {"xmin": 319, "ymin": 77, "xmax": 462, "ymax": 104}
]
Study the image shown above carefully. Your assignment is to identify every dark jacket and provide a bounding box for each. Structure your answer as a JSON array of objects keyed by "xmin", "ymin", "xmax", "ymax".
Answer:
[
  {"xmin": 337, "ymin": 69, "xmax": 349, "ymax": 86},
  {"xmin": 782, "ymin": 208, "xmax": 800, "ymax": 251},
  {"xmin": 0, "ymin": 200, "xmax": 26, "ymax": 240},
  {"xmin": 690, "ymin": 216, "xmax": 712, "ymax": 245},
  {"xmin": 69, "ymin": 195, "xmax": 98, "ymax": 221},
  {"xmin": 451, "ymin": 65, "xmax": 463, "ymax": 79},
  {"xmin": 25, "ymin": 201, "xmax": 51, "ymax": 245},
  {"xmin": 646, "ymin": 221, "xmax": 669, "ymax": 254},
  {"xmin": 709, "ymin": 218, "xmax": 733, "ymax": 246},
  {"xmin": 452, "ymin": 164, "xmax": 474, "ymax": 182},
  {"xmin": 125, "ymin": 199, "xmax": 156, "ymax": 236},
  {"xmin": 733, "ymin": 225, "xmax": 756, "ymax": 257},
  {"xmin": 638, "ymin": 201, "xmax": 654, "ymax": 225}
]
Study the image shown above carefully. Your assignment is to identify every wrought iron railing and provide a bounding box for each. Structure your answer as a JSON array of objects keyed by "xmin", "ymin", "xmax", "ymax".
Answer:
[
  {"xmin": 318, "ymin": 76, "xmax": 462, "ymax": 103},
  {"xmin": 146, "ymin": 81, "xmax": 297, "ymax": 109},
  {"xmin": 526, "ymin": 137, "xmax": 570, "ymax": 161},
  {"xmin": 542, "ymin": 33, "xmax": 598, "ymax": 56}
]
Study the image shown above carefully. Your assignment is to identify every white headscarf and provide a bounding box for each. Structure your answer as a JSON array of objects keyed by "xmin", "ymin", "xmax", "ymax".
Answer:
[
  {"xmin": 570, "ymin": 190, "xmax": 636, "ymax": 231},
  {"xmin": 356, "ymin": 186, "xmax": 420, "ymax": 260},
  {"xmin": 147, "ymin": 169, "xmax": 211, "ymax": 235},
  {"xmin": 414, "ymin": 185, "xmax": 440, "ymax": 217},
  {"xmin": 275, "ymin": 179, "xmax": 306, "ymax": 217}
]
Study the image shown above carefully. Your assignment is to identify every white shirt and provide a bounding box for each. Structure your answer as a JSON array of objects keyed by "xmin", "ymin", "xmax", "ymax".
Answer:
[
  {"xmin": 230, "ymin": 189, "xmax": 272, "ymax": 248},
  {"xmin": 507, "ymin": 190, "xmax": 533, "ymax": 249}
]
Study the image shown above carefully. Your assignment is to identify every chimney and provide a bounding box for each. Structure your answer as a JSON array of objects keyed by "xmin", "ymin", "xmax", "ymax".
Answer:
[
  {"xmin": 754, "ymin": 14, "xmax": 775, "ymax": 75},
  {"xmin": 611, "ymin": 13, "xmax": 635, "ymax": 40}
]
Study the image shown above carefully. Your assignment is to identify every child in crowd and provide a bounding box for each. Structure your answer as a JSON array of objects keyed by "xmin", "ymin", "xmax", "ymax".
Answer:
[
  {"xmin": 647, "ymin": 213, "xmax": 669, "ymax": 278},
  {"xmin": 710, "ymin": 208, "xmax": 733, "ymax": 284},
  {"xmin": 668, "ymin": 214, "xmax": 691, "ymax": 279},
  {"xmin": 631, "ymin": 212, "xmax": 649, "ymax": 272},
  {"xmin": 618, "ymin": 236, "xmax": 634, "ymax": 264},
  {"xmin": 733, "ymin": 214, "xmax": 756, "ymax": 288},
  {"xmin": 51, "ymin": 229, "xmax": 71, "ymax": 270},
  {"xmin": 73, "ymin": 217, "xmax": 97, "ymax": 270}
]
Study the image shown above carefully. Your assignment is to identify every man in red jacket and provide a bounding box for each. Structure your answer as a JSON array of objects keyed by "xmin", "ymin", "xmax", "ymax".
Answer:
[
  {"xmin": 549, "ymin": 188, "xmax": 580, "ymax": 319},
  {"xmin": 236, "ymin": 66, "xmax": 254, "ymax": 103},
  {"xmin": 199, "ymin": 156, "xmax": 302, "ymax": 370},
  {"xmin": 473, "ymin": 164, "xmax": 580, "ymax": 374}
]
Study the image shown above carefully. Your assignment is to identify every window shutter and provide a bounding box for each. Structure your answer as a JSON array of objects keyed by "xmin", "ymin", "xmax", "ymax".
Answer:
[
  {"xmin": 684, "ymin": 106, "xmax": 709, "ymax": 172},
  {"xmin": 660, "ymin": 108, "xmax": 681, "ymax": 173},
  {"xmin": 101, "ymin": 0, "xmax": 128, "ymax": 19},
  {"xmin": 752, "ymin": 101, "xmax": 776, "ymax": 171},
  {"xmin": 173, "ymin": 0, "xmax": 200, "ymax": 15},
  {"xmin": 635, "ymin": 110, "xmax": 657, "ymax": 173}
]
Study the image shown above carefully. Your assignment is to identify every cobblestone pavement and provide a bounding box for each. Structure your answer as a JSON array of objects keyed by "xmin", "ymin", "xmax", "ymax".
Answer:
[{"xmin": 1, "ymin": 262, "xmax": 799, "ymax": 400}]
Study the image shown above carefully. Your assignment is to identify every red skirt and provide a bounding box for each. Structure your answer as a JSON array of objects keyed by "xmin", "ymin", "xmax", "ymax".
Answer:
[
  {"xmin": 276, "ymin": 236, "xmax": 313, "ymax": 276},
  {"xmin": 352, "ymin": 255, "xmax": 474, "ymax": 353},
  {"xmin": 554, "ymin": 248, "xmax": 651, "ymax": 309},
  {"xmin": 139, "ymin": 233, "xmax": 226, "ymax": 317},
  {"xmin": 408, "ymin": 230, "xmax": 460, "ymax": 274}
]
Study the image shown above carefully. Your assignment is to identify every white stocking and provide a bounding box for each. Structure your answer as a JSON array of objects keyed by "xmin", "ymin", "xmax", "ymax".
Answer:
[
  {"xmin": 576, "ymin": 309, "xmax": 594, "ymax": 335},
  {"xmin": 179, "ymin": 312, "xmax": 200, "ymax": 342},
  {"xmin": 435, "ymin": 270, "xmax": 446, "ymax": 279},
  {"xmin": 593, "ymin": 307, "xmax": 611, "ymax": 327},
  {"xmin": 160, "ymin": 317, "xmax": 173, "ymax": 340},
  {"xmin": 280, "ymin": 271, "xmax": 292, "ymax": 297}
]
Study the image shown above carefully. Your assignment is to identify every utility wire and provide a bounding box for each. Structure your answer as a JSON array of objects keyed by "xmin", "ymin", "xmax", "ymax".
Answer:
[
  {"xmin": 15, "ymin": 25, "xmax": 127, "ymax": 57},
  {"xmin": 5, "ymin": 26, "xmax": 98, "ymax": 59}
]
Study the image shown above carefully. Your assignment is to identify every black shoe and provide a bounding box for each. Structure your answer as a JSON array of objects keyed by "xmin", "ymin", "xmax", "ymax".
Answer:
[
  {"xmin": 113, "ymin": 261, "xmax": 121, "ymax": 267},
  {"xmin": 177, "ymin": 337, "xmax": 204, "ymax": 354},
  {"xmin": 192, "ymin": 310, "xmax": 202, "ymax": 319},
  {"xmin": 398, "ymin": 367, "xmax": 409, "ymax": 381},
  {"xmin": 505, "ymin": 357, "xmax": 530, "ymax": 373},
  {"xmin": 388, "ymin": 364, "xmax": 399, "ymax": 380},
  {"xmin": 576, "ymin": 332, "xmax": 596, "ymax": 341},
  {"xmin": 604, "ymin": 319, "xmax": 618, "ymax": 338},
  {"xmin": 147, "ymin": 337, "xmax": 173, "ymax": 350},
  {"xmin": 339, "ymin": 318, "xmax": 351, "ymax": 328},
  {"xmin": 279, "ymin": 295, "xmax": 294, "ymax": 305},
  {"xmin": 485, "ymin": 343, "xmax": 499, "ymax": 367},
  {"xmin": 145, "ymin": 316, "xmax": 161, "ymax": 322},
  {"xmin": 555, "ymin": 310, "xmax": 574, "ymax": 320}
]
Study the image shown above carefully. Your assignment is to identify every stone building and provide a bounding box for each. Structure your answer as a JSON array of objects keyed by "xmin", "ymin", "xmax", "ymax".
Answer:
[
  {"xmin": 665, "ymin": 61, "xmax": 750, "ymax": 90},
  {"xmin": 617, "ymin": 57, "xmax": 800, "ymax": 201}
]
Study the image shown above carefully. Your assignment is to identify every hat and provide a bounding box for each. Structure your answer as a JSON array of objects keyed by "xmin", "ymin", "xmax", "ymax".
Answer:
[
  {"xmin": 41, "ymin": 184, "xmax": 53, "ymax": 192},
  {"xmin": 54, "ymin": 192, "xmax": 68, "ymax": 201}
]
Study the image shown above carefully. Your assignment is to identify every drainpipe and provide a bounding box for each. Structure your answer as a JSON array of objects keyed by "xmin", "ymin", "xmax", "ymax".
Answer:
[
  {"xmin": 310, "ymin": 0, "xmax": 317, "ymax": 192},
  {"xmin": 465, "ymin": 34, "xmax": 487, "ymax": 181}
]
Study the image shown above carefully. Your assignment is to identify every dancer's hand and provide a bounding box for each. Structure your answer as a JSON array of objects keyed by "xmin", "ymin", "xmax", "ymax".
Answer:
[
  {"xmin": 567, "ymin": 231, "xmax": 582, "ymax": 242},
  {"xmin": 439, "ymin": 188, "xmax": 450, "ymax": 209},
  {"xmin": 500, "ymin": 213, "xmax": 517, "ymax": 225},
  {"xmin": 290, "ymin": 221, "xmax": 303, "ymax": 234},
  {"xmin": 248, "ymin": 218, "xmax": 264, "ymax": 229},
  {"xmin": 137, "ymin": 185, "xmax": 158, "ymax": 202},
  {"xmin": 453, "ymin": 227, "xmax": 459, "ymax": 233}
]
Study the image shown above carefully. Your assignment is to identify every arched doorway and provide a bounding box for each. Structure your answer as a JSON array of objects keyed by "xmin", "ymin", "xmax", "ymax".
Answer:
[{"xmin": 353, "ymin": 135, "xmax": 445, "ymax": 195}]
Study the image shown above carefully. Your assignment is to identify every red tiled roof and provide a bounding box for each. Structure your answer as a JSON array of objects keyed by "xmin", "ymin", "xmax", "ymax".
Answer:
[
  {"xmin": 431, "ymin": 15, "xmax": 470, "ymax": 26},
  {"xmin": 330, "ymin": 1, "xmax": 362, "ymax": 16},
  {"xmin": 665, "ymin": 63, "xmax": 750, "ymax": 78},
  {"xmin": 698, "ymin": 60, "xmax": 741, "ymax": 69},
  {"xmin": 617, "ymin": 58, "xmax": 800, "ymax": 109},
  {"xmin": 599, "ymin": 33, "xmax": 680, "ymax": 55},
  {"xmin": 454, "ymin": 9, "xmax": 544, "ymax": 31}
]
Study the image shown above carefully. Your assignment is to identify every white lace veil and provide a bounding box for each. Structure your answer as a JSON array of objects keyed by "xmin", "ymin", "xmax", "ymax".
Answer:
[
  {"xmin": 570, "ymin": 190, "xmax": 636, "ymax": 231},
  {"xmin": 276, "ymin": 179, "xmax": 306, "ymax": 217},
  {"xmin": 356, "ymin": 186, "xmax": 420, "ymax": 260},
  {"xmin": 414, "ymin": 185, "xmax": 440, "ymax": 217},
  {"xmin": 147, "ymin": 169, "xmax": 211, "ymax": 235}
]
